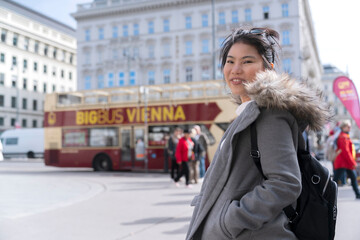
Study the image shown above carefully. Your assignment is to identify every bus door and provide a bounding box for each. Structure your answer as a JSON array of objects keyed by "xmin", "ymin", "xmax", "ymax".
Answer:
[
  {"xmin": 134, "ymin": 127, "xmax": 146, "ymax": 169},
  {"xmin": 119, "ymin": 127, "xmax": 132, "ymax": 168}
]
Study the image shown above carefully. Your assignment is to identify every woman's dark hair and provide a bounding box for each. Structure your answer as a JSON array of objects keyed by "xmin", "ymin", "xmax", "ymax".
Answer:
[{"xmin": 220, "ymin": 26, "xmax": 280, "ymax": 71}]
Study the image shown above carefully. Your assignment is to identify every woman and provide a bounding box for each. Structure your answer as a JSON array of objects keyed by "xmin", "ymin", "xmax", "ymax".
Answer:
[
  {"xmin": 333, "ymin": 120, "xmax": 360, "ymax": 198},
  {"xmin": 174, "ymin": 129, "xmax": 194, "ymax": 188},
  {"xmin": 186, "ymin": 26, "xmax": 330, "ymax": 240}
]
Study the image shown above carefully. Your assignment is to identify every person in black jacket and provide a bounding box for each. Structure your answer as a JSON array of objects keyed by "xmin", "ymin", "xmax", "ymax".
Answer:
[{"xmin": 168, "ymin": 127, "xmax": 182, "ymax": 180}]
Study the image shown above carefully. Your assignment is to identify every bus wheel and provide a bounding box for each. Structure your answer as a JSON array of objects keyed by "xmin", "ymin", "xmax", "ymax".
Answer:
[
  {"xmin": 27, "ymin": 151, "xmax": 35, "ymax": 158},
  {"xmin": 93, "ymin": 154, "xmax": 112, "ymax": 171}
]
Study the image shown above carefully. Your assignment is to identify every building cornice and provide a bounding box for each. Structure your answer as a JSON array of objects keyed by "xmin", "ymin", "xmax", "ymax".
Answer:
[{"xmin": 72, "ymin": 0, "xmax": 211, "ymax": 21}]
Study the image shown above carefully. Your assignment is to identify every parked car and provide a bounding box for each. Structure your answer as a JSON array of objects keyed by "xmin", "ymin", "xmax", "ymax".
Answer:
[{"xmin": 0, "ymin": 128, "xmax": 44, "ymax": 159}]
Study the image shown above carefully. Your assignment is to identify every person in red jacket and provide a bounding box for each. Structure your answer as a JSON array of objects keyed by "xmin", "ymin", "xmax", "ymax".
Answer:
[
  {"xmin": 333, "ymin": 120, "xmax": 360, "ymax": 199},
  {"xmin": 174, "ymin": 129, "xmax": 194, "ymax": 188}
]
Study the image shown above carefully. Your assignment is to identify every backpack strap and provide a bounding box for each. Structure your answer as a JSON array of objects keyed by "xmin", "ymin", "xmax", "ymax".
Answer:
[{"xmin": 250, "ymin": 122, "xmax": 300, "ymax": 224}]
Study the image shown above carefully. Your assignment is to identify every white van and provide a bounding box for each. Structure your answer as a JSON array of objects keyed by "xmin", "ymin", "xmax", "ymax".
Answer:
[{"xmin": 0, "ymin": 128, "xmax": 44, "ymax": 159}]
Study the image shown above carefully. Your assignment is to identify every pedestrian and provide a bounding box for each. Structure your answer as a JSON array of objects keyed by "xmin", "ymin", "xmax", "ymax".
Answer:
[
  {"xmin": 186, "ymin": 26, "xmax": 331, "ymax": 240},
  {"xmin": 193, "ymin": 125, "xmax": 209, "ymax": 179},
  {"xmin": 333, "ymin": 120, "xmax": 360, "ymax": 198},
  {"xmin": 188, "ymin": 128, "xmax": 200, "ymax": 184},
  {"xmin": 174, "ymin": 128, "xmax": 194, "ymax": 188},
  {"xmin": 168, "ymin": 127, "xmax": 182, "ymax": 180}
]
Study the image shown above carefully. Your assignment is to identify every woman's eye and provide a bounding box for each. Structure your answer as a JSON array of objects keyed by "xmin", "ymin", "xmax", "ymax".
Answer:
[
  {"xmin": 226, "ymin": 60, "xmax": 233, "ymax": 64},
  {"xmin": 243, "ymin": 60, "xmax": 252, "ymax": 64}
]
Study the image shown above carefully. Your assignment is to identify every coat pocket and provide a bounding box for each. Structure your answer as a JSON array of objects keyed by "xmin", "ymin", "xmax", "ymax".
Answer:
[{"xmin": 219, "ymin": 199, "xmax": 233, "ymax": 239}]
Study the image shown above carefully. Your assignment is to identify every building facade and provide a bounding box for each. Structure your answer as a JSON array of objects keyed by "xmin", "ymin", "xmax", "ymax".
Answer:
[
  {"xmin": 0, "ymin": 0, "xmax": 77, "ymax": 132},
  {"xmin": 322, "ymin": 64, "xmax": 360, "ymax": 138},
  {"xmin": 72, "ymin": 0, "xmax": 322, "ymax": 90}
]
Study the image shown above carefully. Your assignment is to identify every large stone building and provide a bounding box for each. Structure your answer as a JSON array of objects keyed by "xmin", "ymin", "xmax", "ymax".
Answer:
[
  {"xmin": 0, "ymin": 0, "xmax": 77, "ymax": 132},
  {"xmin": 72, "ymin": 0, "xmax": 321, "ymax": 90}
]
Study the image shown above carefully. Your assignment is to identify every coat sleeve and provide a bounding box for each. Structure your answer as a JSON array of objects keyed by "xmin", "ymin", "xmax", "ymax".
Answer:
[{"xmin": 224, "ymin": 109, "xmax": 302, "ymax": 234}]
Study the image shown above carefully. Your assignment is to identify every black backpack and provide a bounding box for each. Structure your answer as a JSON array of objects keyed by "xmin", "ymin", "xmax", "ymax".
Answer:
[{"xmin": 250, "ymin": 123, "xmax": 338, "ymax": 240}]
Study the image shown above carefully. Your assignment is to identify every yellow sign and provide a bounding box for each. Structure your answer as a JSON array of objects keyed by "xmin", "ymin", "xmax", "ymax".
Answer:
[{"xmin": 48, "ymin": 112, "xmax": 56, "ymax": 125}]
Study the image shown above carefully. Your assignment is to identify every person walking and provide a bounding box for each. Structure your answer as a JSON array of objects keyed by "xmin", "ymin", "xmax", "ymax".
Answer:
[
  {"xmin": 188, "ymin": 128, "xmax": 200, "ymax": 184},
  {"xmin": 186, "ymin": 26, "xmax": 330, "ymax": 240},
  {"xmin": 193, "ymin": 125, "xmax": 209, "ymax": 179},
  {"xmin": 174, "ymin": 129, "xmax": 194, "ymax": 188},
  {"xmin": 333, "ymin": 120, "xmax": 360, "ymax": 198},
  {"xmin": 168, "ymin": 127, "xmax": 182, "ymax": 180}
]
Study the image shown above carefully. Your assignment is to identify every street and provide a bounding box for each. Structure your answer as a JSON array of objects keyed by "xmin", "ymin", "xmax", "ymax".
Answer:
[{"xmin": 0, "ymin": 160, "xmax": 359, "ymax": 240}]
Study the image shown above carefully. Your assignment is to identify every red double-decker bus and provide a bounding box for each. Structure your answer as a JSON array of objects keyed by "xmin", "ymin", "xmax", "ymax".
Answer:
[{"xmin": 44, "ymin": 80, "xmax": 237, "ymax": 171}]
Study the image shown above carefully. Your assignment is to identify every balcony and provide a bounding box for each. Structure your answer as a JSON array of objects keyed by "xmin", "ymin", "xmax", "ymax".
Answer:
[{"xmin": 77, "ymin": 0, "xmax": 160, "ymax": 11}]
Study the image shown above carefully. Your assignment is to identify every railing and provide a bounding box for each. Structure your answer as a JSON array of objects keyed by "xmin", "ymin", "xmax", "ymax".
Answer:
[{"xmin": 56, "ymin": 80, "xmax": 227, "ymax": 107}]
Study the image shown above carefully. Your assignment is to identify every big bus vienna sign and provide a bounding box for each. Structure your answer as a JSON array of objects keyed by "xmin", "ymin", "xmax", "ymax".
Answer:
[{"xmin": 45, "ymin": 102, "xmax": 222, "ymax": 127}]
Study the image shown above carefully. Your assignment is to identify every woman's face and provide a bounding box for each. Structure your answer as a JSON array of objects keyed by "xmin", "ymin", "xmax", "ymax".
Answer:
[{"xmin": 223, "ymin": 42, "xmax": 265, "ymax": 102}]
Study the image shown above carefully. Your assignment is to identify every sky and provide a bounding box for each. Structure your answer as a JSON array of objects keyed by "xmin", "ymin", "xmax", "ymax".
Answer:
[{"xmin": 11, "ymin": 0, "xmax": 360, "ymax": 90}]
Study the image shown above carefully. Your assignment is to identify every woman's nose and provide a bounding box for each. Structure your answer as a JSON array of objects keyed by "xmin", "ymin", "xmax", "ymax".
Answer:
[{"xmin": 231, "ymin": 64, "xmax": 242, "ymax": 74}]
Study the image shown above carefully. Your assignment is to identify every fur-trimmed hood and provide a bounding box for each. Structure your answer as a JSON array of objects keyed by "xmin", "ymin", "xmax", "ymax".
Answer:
[{"xmin": 244, "ymin": 70, "xmax": 331, "ymax": 132}]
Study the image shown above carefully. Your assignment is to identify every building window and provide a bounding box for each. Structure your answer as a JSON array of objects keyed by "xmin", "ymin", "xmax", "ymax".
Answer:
[
  {"xmin": 185, "ymin": 16, "xmax": 192, "ymax": 29},
  {"xmin": 84, "ymin": 76, "xmax": 91, "ymax": 89},
  {"xmin": 202, "ymin": 39, "xmax": 209, "ymax": 53},
  {"xmin": 282, "ymin": 3, "xmax": 289, "ymax": 17},
  {"xmin": 23, "ymin": 59, "xmax": 27, "ymax": 70},
  {"xmin": 53, "ymin": 48, "xmax": 57, "ymax": 59},
  {"xmin": 52, "ymin": 67, "xmax": 56, "ymax": 76},
  {"xmin": 148, "ymin": 45, "xmax": 155, "ymax": 58},
  {"xmin": 186, "ymin": 67, "xmax": 192, "ymax": 82},
  {"xmin": 163, "ymin": 19, "xmax": 170, "ymax": 32},
  {"xmin": 85, "ymin": 29, "xmax": 90, "ymax": 41},
  {"xmin": 119, "ymin": 72, "xmax": 125, "ymax": 86},
  {"xmin": 282, "ymin": 30, "xmax": 290, "ymax": 45},
  {"xmin": 185, "ymin": 41, "xmax": 192, "ymax": 55},
  {"xmin": 33, "ymin": 100, "xmax": 37, "ymax": 110},
  {"xmin": 12, "ymin": 76, "xmax": 17, "ymax": 88},
  {"xmin": 97, "ymin": 75, "xmax": 104, "ymax": 88},
  {"xmin": 232, "ymin": 10, "xmax": 238, "ymax": 23},
  {"xmin": 24, "ymin": 37, "xmax": 29, "ymax": 51},
  {"xmin": 23, "ymin": 78, "xmax": 27, "ymax": 89},
  {"xmin": 98, "ymin": 27, "xmax": 104, "ymax": 40},
  {"xmin": 22, "ymin": 98, "xmax": 27, "ymax": 109},
  {"xmin": 0, "ymin": 117, "xmax": 3, "ymax": 126},
  {"xmin": 163, "ymin": 69, "xmax": 170, "ymax": 84},
  {"xmin": 263, "ymin": 6, "xmax": 269, "ymax": 19},
  {"xmin": 148, "ymin": 71, "xmax": 155, "ymax": 85},
  {"xmin": 43, "ymin": 65, "xmax": 47, "ymax": 74},
  {"xmin": 123, "ymin": 25, "xmax": 128, "ymax": 37},
  {"xmin": 108, "ymin": 72, "xmax": 114, "ymax": 87},
  {"xmin": 33, "ymin": 62, "xmax": 37, "ymax": 71},
  {"xmin": 13, "ymin": 33, "xmax": 18, "ymax": 46},
  {"xmin": 11, "ymin": 96, "xmax": 17, "ymax": 108},
  {"xmin": 52, "ymin": 84, "xmax": 56, "ymax": 92},
  {"xmin": 12, "ymin": 56, "xmax": 17, "ymax": 66},
  {"xmin": 0, "ymin": 95, "xmax": 4, "ymax": 107},
  {"xmin": 69, "ymin": 72, "xmax": 72, "ymax": 80},
  {"xmin": 32, "ymin": 120, "xmax": 37, "ymax": 128},
  {"xmin": 0, "ymin": 73, "xmax": 4, "ymax": 85},
  {"xmin": 1, "ymin": 29, "xmax": 7, "ymax": 42},
  {"xmin": 22, "ymin": 119, "xmax": 27, "ymax": 128},
  {"xmin": 218, "ymin": 37, "xmax": 225, "ymax": 48},
  {"xmin": 0, "ymin": 53, "xmax": 4, "ymax": 63},
  {"xmin": 44, "ymin": 45, "xmax": 48, "ymax": 56},
  {"xmin": 130, "ymin": 71, "xmax": 136, "ymax": 85},
  {"xmin": 34, "ymin": 41, "xmax": 39, "ymax": 53},
  {"xmin": 33, "ymin": 80, "xmax": 37, "ymax": 92},
  {"xmin": 11, "ymin": 118, "xmax": 16, "ymax": 127},
  {"xmin": 61, "ymin": 70, "xmax": 64, "ymax": 78},
  {"xmin": 43, "ymin": 83, "xmax": 47, "ymax": 93},
  {"xmin": 218, "ymin": 12, "xmax": 225, "ymax": 25},
  {"xmin": 245, "ymin": 8, "xmax": 252, "ymax": 22},
  {"xmin": 112, "ymin": 26, "xmax": 118, "ymax": 38},
  {"xmin": 133, "ymin": 23, "xmax": 139, "ymax": 36},
  {"xmin": 70, "ymin": 54, "xmax": 73, "ymax": 64},
  {"xmin": 202, "ymin": 14, "xmax": 208, "ymax": 27},
  {"xmin": 163, "ymin": 43, "xmax": 170, "ymax": 57},
  {"xmin": 283, "ymin": 58, "xmax": 292, "ymax": 73},
  {"xmin": 201, "ymin": 66, "xmax": 210, "ymax": 80},
  {"xmin": 148, "ymin": 21, "xmax": 154, "ymax": 34}
]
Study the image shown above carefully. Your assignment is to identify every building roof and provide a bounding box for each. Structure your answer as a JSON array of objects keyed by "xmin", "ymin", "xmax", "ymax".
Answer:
[{"xmin": 1, "ymin": 0, "xmax": 75, "ymax": 36}]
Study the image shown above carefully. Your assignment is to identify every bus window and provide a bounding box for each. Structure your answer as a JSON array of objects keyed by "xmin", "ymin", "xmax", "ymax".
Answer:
[
  {"xmin": 148, "ymin": 126, "xmax": 170, "ymax": 147},
  {"xmin": 89, "ymin": 128, "xmax": 118, "ymax": 147},
  {"xmin": 135, "ymin": 128, "xmax": 145, "ymax": 160},
  {"xmin": 5, "ymin": 138, "xmax": 18, "ymax": 145},
  {"xmin": 120, "ymin": 128, "xmax": 131, "ymax": 162},
  {"xmin": 63, "ymin": 129, "xmax": 88, "ymax": 147}
]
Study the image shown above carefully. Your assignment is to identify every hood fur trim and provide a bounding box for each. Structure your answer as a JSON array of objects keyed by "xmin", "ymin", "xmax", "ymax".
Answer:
[{"xmin": 244, "ymin": 70, "xmax": 331, "ymax": 131}]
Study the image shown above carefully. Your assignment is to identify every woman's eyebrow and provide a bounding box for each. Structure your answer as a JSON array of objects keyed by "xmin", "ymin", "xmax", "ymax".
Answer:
[{"xmin": 226, "ymin": 55, "xmax": 256, "ymax": 59}]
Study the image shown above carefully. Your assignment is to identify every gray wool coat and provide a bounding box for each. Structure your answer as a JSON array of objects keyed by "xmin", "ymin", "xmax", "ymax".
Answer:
[{"xmin": 186, "ymin": 71, "xmax": 331, "ymax": 240}]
